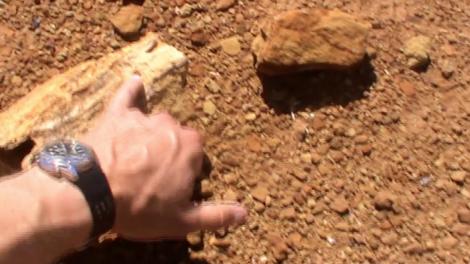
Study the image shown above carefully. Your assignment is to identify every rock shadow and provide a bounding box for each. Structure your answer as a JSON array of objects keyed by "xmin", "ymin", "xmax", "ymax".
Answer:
[
  {"xmin": 123, "ymin": 0, "xmax": 145, "ymax": 5},
  {"xmin": 61, "ymin": 239, "xmax": 208, "ymax": 264},
  {"xmin": 0, "ymin": 138, "xmax": 35, "ymax": 175},
  {"xmin": 260, "ymin": 58, "xmax": 377, "ymax": 114}
]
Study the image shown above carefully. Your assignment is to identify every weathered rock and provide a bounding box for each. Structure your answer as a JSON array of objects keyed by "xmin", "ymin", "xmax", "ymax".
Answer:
[
  {"xmin": 187, "ymin": 230, "xmax": 204, "ymax": 249},
  {"xmin": 251, "ymin": 185, "xmax": 269, "ymax": 203},
  {"xmin": 210, "ymin": 237, "xmax": 231, "ymax": 248},
  {"xmin": 287, "ymin": 232, "xmax": 303, "ymax": 249},
  {"xmin": 374, "ymin": 191, "xmax": 395, "ymax": 211},
  {"xmin": 280, "ymin": 207, "xmax": 296, "ymax": 221},
  {"xmin": 0, "ymin": 24, "xmax": 14, "ymax": 57},
  {"xmin": 403, "ymin": 242, "xmax": 426, "ymax": 255},
  {"xmin": 190, "ymin": 30, "xmax": 210, "ymax": 46},
  {"xmin": 441, "ymin": 236, "xmax": 458, "ymax": 250},
  {"xmin": 220, "ymin": 36, "xmax": 241, "ymax": 56},
  {"xmin": 223, "ymin": 173, "xmax": 238, "ymax": 184},
  {"xmin": 223, "ymin": 189, "xmax": 239, "ymax": 201},
  {"xmin": 109, "ymin": 4, "xmax": 144, "ymax": 37},
  {"xmin": 457, "ymin": 209, "xmax": 470, "ymax": 224},
  {"xmin": 214, "ymin": 227, "xmax": 228, "ymax": 238},
  {"xmin": 439, "ymin": 59, "xmax": 455, "ymax": 79},
  {"xmin": 435, "ymin": 179, "xmax": 458, "ymax": 195},
  {"xmin": 403, "ymin": 35, "xmax": 431, "ymax": 71},
  {"xmin": 266, "ymin": 232, "xmax": 289, "ymax": 262},
  {"xmin": 254, "ymin": 201, "xmax": 265, "ymax": 213},
  {"xmin": 176, "ymin": 4, "xmax": 195, "ymax": 17},
  {"xmin": 300, "ymin": 153, "xmax": 312, "ymax": 164},
  {"xmin": 381, "ymin": 232, "xmax": 399, "ymax": 246},
  {"xmin": 204, "ymin": 79, "xmax": 221, "ymax": 93},
  {"xmin": 203, "ymin": 100, "xmax": 217, "ymax": 115},
  {"xmin": 0, "ymin": 34, "xmax": 188, "ymax": 171},
  {"xmin": 335, "ymin": 221, "xmax": 350, "ymax": 232},
  {"xmin": 200, "ymin": 179, "xmax": 213, "ymax": 198},
  {"xmin": 188, "ymin": 251, "xmax": 209, "ymax": 262},
  {"xmin": 312, "ymin": 201, "xmax": 326, "ymax": 215},
  {"xmin": 450, "ymin": 171, "xmax": 466, "ymax": 184},
  {"xmin": 216, "ymin": 0, "xmax": 237, "ymax": 11},
  {"xmin": 452, "ymin": 223, "xmax": 470, "ymax": 236},
  {"xmin": 398, "ymin": 79, "xmax": 417, "ymax": 97},
  {"xmin": 11, "ymin": 75, "xmax": 22, "ymax": 86},
  {"xmin": 189, "ymin": 63, "xmax": 206, "ymax": 77},
  {"xmin": 244, "ymin": 113, "xmax": 257, "ymax": 121},
  {"xmin": 330, "ymin": 197, "xmax": 350, "ymax": 214},
  {"xmin": 252, "ymin": 9, "xmax": 370, "ymax": 75}
]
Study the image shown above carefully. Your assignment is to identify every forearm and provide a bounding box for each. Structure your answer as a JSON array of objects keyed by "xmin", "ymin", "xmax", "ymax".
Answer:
[{"xmin": 0, "ymin": 167, "xmax": 92, "ymax": 264}]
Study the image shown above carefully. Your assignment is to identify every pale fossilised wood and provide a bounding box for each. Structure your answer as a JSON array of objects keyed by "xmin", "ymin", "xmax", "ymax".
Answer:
[{"xmin": 0, "ymin": 33, "xmax": 189, "ymax": 154}]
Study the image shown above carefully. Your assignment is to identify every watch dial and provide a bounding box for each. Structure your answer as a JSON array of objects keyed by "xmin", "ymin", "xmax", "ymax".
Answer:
[{"xmin": 38, "ymin": 140, "xmax": 94, "ymax": 181}]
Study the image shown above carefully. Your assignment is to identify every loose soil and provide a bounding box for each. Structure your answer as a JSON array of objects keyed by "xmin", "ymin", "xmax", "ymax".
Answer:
[{"xmin": 1, "ymin": 0, "xmax": 470, "ymax": 263}]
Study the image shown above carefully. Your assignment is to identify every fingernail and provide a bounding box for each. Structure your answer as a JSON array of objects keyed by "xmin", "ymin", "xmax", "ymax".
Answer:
[
  {"xmin": 131, "ymin": 74, "xmax": 142, "ymax": 81},
  {"xmin": 233, "ymin": 207, "xmax": 247, "ymax": 225}
]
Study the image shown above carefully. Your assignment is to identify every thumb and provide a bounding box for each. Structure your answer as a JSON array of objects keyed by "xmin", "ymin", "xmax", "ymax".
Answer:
[
  {"xmin": 183, "ymin": 202, "xmax": 248, "ymax": 231},
  {"xmin": 108, "ymin": 75, "xmax": 144, "ymax": 113}
]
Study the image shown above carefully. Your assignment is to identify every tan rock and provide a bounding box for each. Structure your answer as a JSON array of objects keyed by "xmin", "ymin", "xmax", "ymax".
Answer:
[
  {"xmin": 210, "ymin": 237, "xmax": 231, "ymax": 248},
  {"xmin": 280, "ymin": 207, "xmax": 296, "ymax": 221},
  {"xmin": 330, "ymin": 197, "xmax": 350, "ymax": 214},
  {"xmin": 403, "ymin": 35, "xmax": 431, "ymax": 70},
  {"xmin": 220, "ymin": 36, "xmax": 241, "ymax": 56},
  {"xmin": 223, "ymin": 189, "xmax": 239, "ymax": 201},
  {"xmin": 186, "ymin": 230, "xmax": 204, "ymax": 249},
  {"xmin": 0, "ymin": 24, "xmax": 15, "ymax": 57},
  {"xmin": 202, "ymin": 100, "xmax": 217, "ymax": 115},
  {"xmin": 109, "ymin": 4, "xmax": 144, "ymax": 37},
  {"xmin": 441, "ymin": 236, "xmax": 458, "ymax": 250},
  {"xmin": 381, "ymin": 232, "xmax": 399, "ymax": 246},
  {"xmin": 450, "ymin": 171, "xmax": 467, "ymax": 184},
  {"xmin": 252, "ymin": 9, "xmax": 370, "ymax": 75},
  {"xmin": 452, "ymin": 223, "xmax": 470, "ymax": 236},
  {"xmin": 458, "ymin": 209, "xmax": 470, "ymax": 224},
  {"xmin": 374, "ymin": 191, "xmax": 395, "ymax": 211},
  {"xmin": 0, "ymin": 24, "xmax": 14, "ymax": 41},
  {"xmin": 10, "ymin": 75, "xmax": 22, "ymax": 86},
  {"xmin": 251, "ymin": 185, "xmax": 269, "ymax": 203},
  {"xmin": 398, "ymin": 79, "xmax": 416, "ymax": 97},
  {"xmin": 403, "ymin": 242, "xmax": 426, "ymax": 255},
  {"xmin": 216, "ymin": 0, "xmax": 237, "ymax": 11},
  {"xmin": 200, "ymin": 179, "xmax": 213, "ymax": 198},
  {"xmin": 0, "ymin": 34, "xmax": 188, "ymax": 168},
  {"xmin": 287, "ymin": 232, "xmax": 303, "ymax": 249}
]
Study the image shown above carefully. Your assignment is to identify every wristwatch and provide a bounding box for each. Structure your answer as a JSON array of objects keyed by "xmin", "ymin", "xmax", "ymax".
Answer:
[{"xmin": 34, "ymin": 139, "xmax": 116, "ymax": 239}]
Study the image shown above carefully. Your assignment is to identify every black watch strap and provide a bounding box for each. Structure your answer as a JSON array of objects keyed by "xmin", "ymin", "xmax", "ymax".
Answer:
[{"xmin": 74, "ymin": 164, "xmax": 115, "ymax": 238}]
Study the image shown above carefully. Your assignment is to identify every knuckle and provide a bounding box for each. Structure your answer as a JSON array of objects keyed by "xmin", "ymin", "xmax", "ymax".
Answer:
[
  {"xmin": 152, "ymin": 112, "xmax": 177, "ymax": 125},
  {"xmin": 156, "ymin": 111, "xmax": 174, "ymax": 120},
  {"xmin": 190, "ymin": 130, "xmax": 203, "ymax": 145},
  {"xmin": 186, "ymin": 132, "xmax": 204, "ymax": 151},
  {"xmin": 182, "ymin": 128, "xmax": 203, "ymax": 144}
]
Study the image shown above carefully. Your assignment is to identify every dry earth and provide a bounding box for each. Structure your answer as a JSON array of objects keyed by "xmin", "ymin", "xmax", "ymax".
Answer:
[{"xmin": 1, "ymin": 0, "xmax": 470, "ymax": 263}]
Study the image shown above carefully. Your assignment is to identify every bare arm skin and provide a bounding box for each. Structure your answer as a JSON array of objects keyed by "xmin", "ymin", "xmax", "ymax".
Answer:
[
  {"xmin": 0, "ymin": 76, "xmax": 247, "ymax": 264},
  {"xmin": 0, "ymin": 168, "xmax": 92, "ymax": 264}
]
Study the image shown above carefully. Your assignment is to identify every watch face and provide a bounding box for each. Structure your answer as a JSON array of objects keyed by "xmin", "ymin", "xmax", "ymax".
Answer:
[{"xmin": 37, "ymin": 140, "xmax": 95, "ymax": 182}]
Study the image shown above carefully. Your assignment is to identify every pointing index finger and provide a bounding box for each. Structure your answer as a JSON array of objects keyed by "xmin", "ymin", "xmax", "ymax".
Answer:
[{"xmin": 108, "ymin": 75, "xmax": 144, "ymax": 113}]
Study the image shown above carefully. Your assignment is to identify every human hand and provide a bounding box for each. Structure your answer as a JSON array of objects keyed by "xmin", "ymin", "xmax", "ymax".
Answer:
[{"xmin": 82, "ymin": 75, "xmax": 247, "ymax": 240}]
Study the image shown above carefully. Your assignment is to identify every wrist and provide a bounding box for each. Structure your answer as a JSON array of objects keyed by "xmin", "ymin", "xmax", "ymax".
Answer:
[
  {"xmin": 81, "ymin": 135, "xmax": 122, "ymax": 206},
  {"xmin": 26, "ymin": 167, "xmax": 92, "ymax": 258}
]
